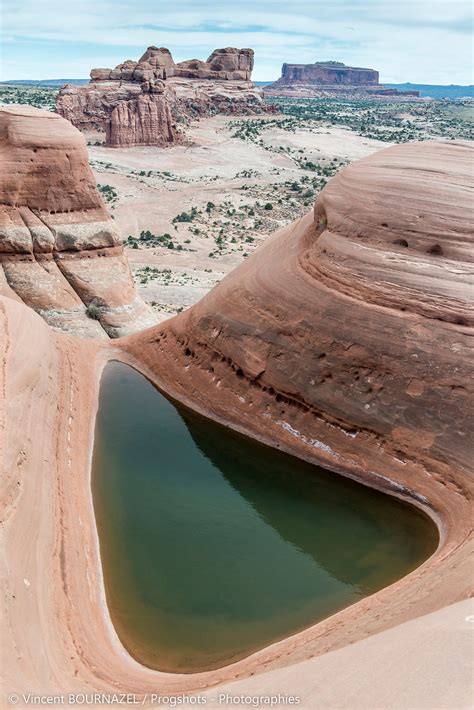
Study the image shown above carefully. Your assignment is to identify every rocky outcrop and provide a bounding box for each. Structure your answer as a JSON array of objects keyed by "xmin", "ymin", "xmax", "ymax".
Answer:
[
  {"xmin": 124, "ymin": 140, "xmax": 473, "ymax": 481},
  {"xmin": 56, "ymin": 46, "xmax": 266, "ymax": 147},
  {"xmin": 106, "ymin": 86, "xmax": 175, "ymax": 148},
  {"xmin": 87, "ymin": 46, "xmax": 255, "ymax": 83},
  {"xmin": 176, "ymin": 47, "xmax": 254, "ymax": 81},
  {"xmin": 278, "ymin": 61, "xmax": 379, "ymax": 85},
  {"xmin": 266, "ymin": 60, "xmax": 419, "ymax": 98},
  {"xmin": 0, "ymin": 106, "xmax": 156, "ymax": 338}
]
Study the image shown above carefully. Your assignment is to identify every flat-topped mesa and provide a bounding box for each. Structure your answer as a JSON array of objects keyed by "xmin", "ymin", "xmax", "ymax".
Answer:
[
  {"xmin": 56, "ymin": 46, "xmax": 265, "ymax": 147},
  {"xmin": 0, "ymin": 106, "xmax": 156, "ymax": 338},
  {"xmin": 266, "ymin": 60, "xmax": 419, "ymax": 98},
  {"xmin": 279, "ymin": 61, "xmax": 379, "ymax": 85}
]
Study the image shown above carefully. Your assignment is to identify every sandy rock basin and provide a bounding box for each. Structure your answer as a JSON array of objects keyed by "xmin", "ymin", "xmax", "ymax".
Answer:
[{"xmin": 92, "ymin": 362, "xmax": 437, "ymax": 673}]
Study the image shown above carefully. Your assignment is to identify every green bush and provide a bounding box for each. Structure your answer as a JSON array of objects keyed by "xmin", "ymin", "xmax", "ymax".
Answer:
[{"xmin": 86, "ymin": 303, "xmax": 101, "ymax": 320}]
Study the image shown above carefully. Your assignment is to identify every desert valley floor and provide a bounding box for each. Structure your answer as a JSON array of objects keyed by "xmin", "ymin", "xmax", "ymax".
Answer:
[
  {"xmin": 79, "ymin": 100, "xmax": 472, "ymax": 319},
  {"xmin": 87, "ymin": 119, "xmax": 385, "ymax": 318}
]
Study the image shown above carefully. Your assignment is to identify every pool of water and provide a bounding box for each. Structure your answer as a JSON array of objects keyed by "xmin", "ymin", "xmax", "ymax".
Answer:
[{"xmin": 92, "ymin": 362, "xmax": 438, "ymax": 674}]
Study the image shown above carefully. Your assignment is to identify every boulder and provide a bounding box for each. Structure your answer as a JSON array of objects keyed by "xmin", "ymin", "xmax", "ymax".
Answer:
[
  {"xmin": 90, "ymin": 68, "xmax": 112, "ymax": 81},
  {"xmin": 206, "ymin": 48, "xmax": 254, "ymax": 79}
]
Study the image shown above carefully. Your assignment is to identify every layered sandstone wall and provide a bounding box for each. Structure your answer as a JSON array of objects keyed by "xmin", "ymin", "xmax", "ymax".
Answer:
[
  {"xmin": 278, "ymin": 61, "xmax": 379, "ymax": 85},
  {"xmin": 89, "ymin": 46, "xmax": 255, "ymax": 84},
  {"xmin": 56, "ymin": 46, "xmax": 266, "ymax": 147},
  {"xmin": 0, "ymin": 106, "xmax": 156, "ymax": 338},
  {"xmin": 124, "ymin": 140, "xmax": 473, "ymax": 481},
  {"xmin": 267, "ymin": 60, "xmax": 419, "ymax": 98}
]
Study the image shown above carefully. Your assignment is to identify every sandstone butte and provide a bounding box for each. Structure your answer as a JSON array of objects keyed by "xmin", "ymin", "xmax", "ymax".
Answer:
[
  {"xmin": 1, "ymin": 135, "xmax": 473, "ymax": 708},
  {"xmin": 265, "ymin": 60, "xmax": 420, "ymax": 99},
  {"xmin": 56, "ymin": 46, "xmax": 268, "ymax": 147},
  {"xmin": 0, "ymin": 106, "xmax": 156, "ymax": 338}
]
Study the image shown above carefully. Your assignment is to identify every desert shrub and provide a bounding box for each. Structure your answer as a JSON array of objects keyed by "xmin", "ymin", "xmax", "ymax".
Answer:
[{"xmin": 86, "ymin": 303, "xmax": 101, "ymax": 320}]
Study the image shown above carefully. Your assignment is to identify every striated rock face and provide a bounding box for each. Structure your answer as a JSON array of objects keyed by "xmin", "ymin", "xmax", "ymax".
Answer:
[
  {"xmin": 267, "ymin": 60, "xmax": 419, "ymax": 98},
  {"xmin": 87, "ymin": 46, "xmax": 255, "ymax": 83},
  {"xmin": 56, "ymin": 46, "xmax": 267, "ymax": 147},
  {"xmin": 279, "ymin": 61, "xmax": 379, "ymax": 85},
  {"xmin": 0, "ymin": 106, "xmax": 156, "ymax": 338},
  {"xmin": 123, "ymin": 140, "xmax": 473, "ymax": 482},
  {"xmin": 106, "ymin": 90, "xmax": 175, "ymax": 148}
]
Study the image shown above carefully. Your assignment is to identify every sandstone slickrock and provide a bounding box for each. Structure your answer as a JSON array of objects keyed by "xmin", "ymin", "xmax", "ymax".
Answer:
[
  {"xmin": 266, "ymin": 60, "xmax": 420, "ymax": 98},
  {"xmin": 0, "ymin": 106, "xmax": 156, "ymax": 338},
  {"xmin": 124, "ymin": 140, "xmax": 473, "ymax": 482},
  {"xmin": 56, "ymin": 46, "xmax": 267, "ymax": 147},
  {"xmin": 1, "ymin": 140, "xmax": 473, "ymax": 703}
]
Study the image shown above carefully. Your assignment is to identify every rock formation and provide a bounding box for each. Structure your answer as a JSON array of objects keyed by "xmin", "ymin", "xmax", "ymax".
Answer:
[
  {"xmin": 56, "ymin": 46, "xmax": 267, "ymax": 147},
  {"xmin": 279, "ymin": 60, "xmax": 379, "ymax": 85},
  {"xmin": 124, "ymin": 139, "xmax": 473, "ymax": 482},
  {"xmin": 88, "ymin": 46, "xmax": 255, "ymax": 84},
  {"xmin": 0, "ymin": 106, "xmax": 155, "ymax": 338},
  {"xmin": 1, "ymin": 138, "xmax": 473, "ymax": 704},
  {"xmin": 266, "ymin": 60, "xmax": 420, "ymax": 98}
]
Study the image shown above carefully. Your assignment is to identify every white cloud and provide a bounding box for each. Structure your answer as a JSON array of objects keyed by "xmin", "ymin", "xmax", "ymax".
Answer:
[{"xmin": 1, "ymin": 0, "xmax": 472, "ymax": 83}]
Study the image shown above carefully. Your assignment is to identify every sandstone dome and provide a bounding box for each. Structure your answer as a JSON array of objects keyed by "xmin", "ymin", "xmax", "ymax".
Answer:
[
  {"xmin": 124, "ymin": 139, "xmax": 473, "ymax": 480},
  {"xmin": 0, "ymin": 106, "xmax": 155, "ymax": 338},
  {"xmin": 1, "ymin": 134, "xmax": 472, "ymax": 700}
]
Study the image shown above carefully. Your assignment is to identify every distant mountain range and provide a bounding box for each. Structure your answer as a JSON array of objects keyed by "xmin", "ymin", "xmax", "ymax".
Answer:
[
  {"xmin": 0, "ymin": 79, "xmax": 89, "ymax": 87},
  {"xmin": 2, "ymin": 79, "xmax": 473, "ymax": 100}
]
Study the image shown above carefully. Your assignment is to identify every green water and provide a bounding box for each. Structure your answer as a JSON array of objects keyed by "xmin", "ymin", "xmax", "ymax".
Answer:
[{"xmin": 92, "ymin": 362, "xmax": 438, "ymax": 674}]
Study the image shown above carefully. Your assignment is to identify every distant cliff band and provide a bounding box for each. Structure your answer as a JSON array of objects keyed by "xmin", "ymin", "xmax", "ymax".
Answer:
[{"xmin": 266, "ymin": 60, "xmax": 420, "ymax": 98}]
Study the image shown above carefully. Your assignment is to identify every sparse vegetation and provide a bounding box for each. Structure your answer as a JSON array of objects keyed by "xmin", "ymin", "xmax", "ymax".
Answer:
[
  {"xmin": 98, "ymin": 184, "xmax": 118, "ymax": 205},
  {"xmin": 80, "ymin": 93, "xmax": 473, "ymax": 317},
  {"xmin": 0, "ymin": 84, "xmax": 58, "ymax": 109},
  {"xmin": 172, "ymin": 207, "xmax": 199, "ymax": 224},
  {"xmin": 126, "ymin": 231, "xmax": 185, "ymax": 251},
  {"xmin": 230, "ymin": 97, "xmax": 474, "ymax": 145},
  {"xmin": 85, "ymin": 303, "xmax": 101, "ymax": 320}
]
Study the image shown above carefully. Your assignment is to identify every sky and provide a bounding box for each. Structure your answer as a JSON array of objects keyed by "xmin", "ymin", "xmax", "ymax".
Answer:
[{"xmin": 1, "ymin": 0, "xmax": 473, "ymax": 84}]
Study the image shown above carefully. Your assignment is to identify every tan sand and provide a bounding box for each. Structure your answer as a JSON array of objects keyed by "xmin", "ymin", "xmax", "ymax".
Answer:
[
  {"xmin": 88, "ymin": 118, "xmax": 391, "ymax": 320},
  {"xmin": 201, "ymin": 598, "xmax": 474, "ymax": 710}
]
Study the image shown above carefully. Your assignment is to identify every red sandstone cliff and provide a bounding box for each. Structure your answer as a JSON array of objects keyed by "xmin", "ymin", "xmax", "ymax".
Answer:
[
  {"xmin": 278, "ymin": 61, "xmax": 379, "ymax": 85},
  {"xmin": 266, "ymin": 60, "xmax": 419, "ymax": 98},
  {"xmin": 56, "ymin": 46, "xmax": 267, "ymax": 147},
  {"xmin": 0, "ymin": 106, "xmax": 156, "ymax": 338}
]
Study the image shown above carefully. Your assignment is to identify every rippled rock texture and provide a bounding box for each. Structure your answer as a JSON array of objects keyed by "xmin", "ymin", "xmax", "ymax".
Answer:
[
  {"xmin": 125, "ymin": 140, "xmax": 473, "ymax": 480},
  {"xmin": 0, "ymin": 106, "xmax": 155, "ymax": 338},
  {"xmin": 56, "ymin": 46, "xmax": 267, "ymax": 147}
]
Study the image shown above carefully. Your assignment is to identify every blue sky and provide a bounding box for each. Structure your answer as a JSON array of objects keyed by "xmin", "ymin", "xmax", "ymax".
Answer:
[{"xmin": 1, "ymin": 0, "xmax": 473, "ymax": 83}]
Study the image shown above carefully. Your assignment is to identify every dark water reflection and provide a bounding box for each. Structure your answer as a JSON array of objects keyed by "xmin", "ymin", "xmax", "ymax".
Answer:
[{"xmin": 92, "ymin": 362, "xmax": 438, "ymax": 673}]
